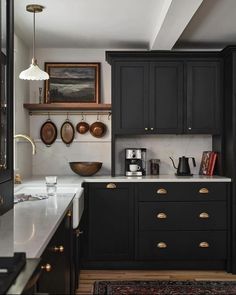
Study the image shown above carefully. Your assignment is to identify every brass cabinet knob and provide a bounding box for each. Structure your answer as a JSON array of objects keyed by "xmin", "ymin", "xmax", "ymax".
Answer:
[
  {"xmin": 106, "ymin": 183, "xmax": 116, "ymax": 189},
  {"xmin": 157, "ymin": 188, "xmax": 167, "ymax": 195},
  {"xmin": 67, "ymin": 210, "xmax": 72, "ymax": 217},
  {"xmin": 199, "ymin": 242, "xmax": 209, "ymax": 248},
  {"xmin": 145, "ymin": 127, "xmax": 148, "ymax": 131},
  {"xmin": 157, "ymin": 213, "xmax": 167, "ymax": 219},
  {"xmin": 199, "ymin": 212, "xmax": 210, "ymax": 219},
  {"xmin": 41, "ymin": 263, "xmax": 52, "ymax": 272},
  {"xmin": 52, "ymin": 245, "xmax": 64, "ymax": 253},
  {"xmin": 188, "ymin": 127, "xmax": 192, "ymax": 130},
  {"xmin": 157, "ymin": 242, "xmax": 167, "ymax": 249},
  {"xmin": 0, "ymin": 196, "xmax": 4, "ymax": 206},
  {"xmin": 150, "ymin": 127, "xmax": 154, "ymax": 131},
  {"xmin": 199, "ymin": 188, "xmax": 209, "ymax": 194}
]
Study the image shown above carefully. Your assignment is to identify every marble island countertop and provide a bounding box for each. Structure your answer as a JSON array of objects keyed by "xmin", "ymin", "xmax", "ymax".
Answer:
[{"xmin": 14, "ymin": 192, "xmax": 75, "ymax": 258}]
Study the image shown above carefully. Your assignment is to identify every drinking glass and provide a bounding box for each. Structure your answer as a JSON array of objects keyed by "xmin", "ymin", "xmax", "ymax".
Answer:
[{"xmin": 45, "ymin": 176, "xmax": 57, "ymax": 196}]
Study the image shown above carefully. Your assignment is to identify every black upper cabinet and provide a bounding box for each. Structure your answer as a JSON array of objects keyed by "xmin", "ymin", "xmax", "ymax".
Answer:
[
  {"xmin": 114, "ymin": 62, "xmax": 149, "ymax": 134},
  {"xmin": 107, "ymin": 52, "xmax": 222, "ymax": 135},
  {"xmin": 0, "ymin": 0, "xmax": 14, "ymax": 215},
  {"xmin": 149, "ymin": 62, "xmax": 184, "ymax": 133},
  {"xmin": 186, "ymin": 61, "xmax": 221, "ymax": 134}
]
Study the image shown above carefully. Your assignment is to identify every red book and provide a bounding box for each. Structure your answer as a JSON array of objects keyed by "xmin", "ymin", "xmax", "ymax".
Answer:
[
  {"xmin": 199, "ymin": 151, "xmax": 212, "ymax": 175},
  {"xmin": 206, "ymin": 152, "xmax": 215, "ymax": 175},
  {"xmin": 208, "ymin": 152, "xmax": 217, "ymax": 176}
]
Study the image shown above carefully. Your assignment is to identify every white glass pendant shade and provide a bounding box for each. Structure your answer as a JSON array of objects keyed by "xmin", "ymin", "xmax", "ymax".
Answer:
[
  {"xmin": 19, "ymin": 59, "xmax": 49, "ymax": 80},
  {"xmin": 19, "ymin": 5, "xmax": 49, "ymax": 81}
]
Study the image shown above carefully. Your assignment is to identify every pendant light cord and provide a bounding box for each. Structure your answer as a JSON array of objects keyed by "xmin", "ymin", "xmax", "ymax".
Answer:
[{"xmin": 32, "ymin": 9, "xmax": 36, "ymax": 65}]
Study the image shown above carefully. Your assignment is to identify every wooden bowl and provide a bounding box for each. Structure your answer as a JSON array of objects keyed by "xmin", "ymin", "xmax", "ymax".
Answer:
[{"xmin": 69, "ymin": 162, "xmax": 102, "ymax": 176}]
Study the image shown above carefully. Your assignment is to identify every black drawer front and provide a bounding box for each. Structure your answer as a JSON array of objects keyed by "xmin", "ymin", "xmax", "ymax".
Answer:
[
  {"xmin": 139, "ymin": 202, "xmax": 227, "ymax": 231},
  {"xmin": 137, "ymin": 183, "xmax": 227, "ymax": 202},
  {"xmin": 138, "ymin": 231, "xmax": 227, "ymax": 260}
]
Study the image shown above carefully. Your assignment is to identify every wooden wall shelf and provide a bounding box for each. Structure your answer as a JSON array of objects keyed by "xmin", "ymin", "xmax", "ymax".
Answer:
[{"xmin": 23, "ymin": 103, "xmax": 111, "ymax": 111}]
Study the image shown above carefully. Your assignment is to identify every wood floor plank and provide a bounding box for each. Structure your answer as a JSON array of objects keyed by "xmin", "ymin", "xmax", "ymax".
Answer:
[{"xmin": 77, "ymin": 269, "xmax": 236, "ymax": 295}]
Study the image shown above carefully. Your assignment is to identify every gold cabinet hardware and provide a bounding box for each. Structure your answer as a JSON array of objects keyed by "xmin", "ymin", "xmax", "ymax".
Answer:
[
  {"xmin": 52, "ymin": 245, "xmax": 64, "ymax": 253},
  {"xmin": 106, "ymin": 183, "xmax": 116, "ymax": 189},
  {"xmin": 150, "ymin": 127, "xmax": 154, "ymax": 131},
  {"xmin": 67, "ymin": 210, "xmax": 72, "ymax": 217},
  {"xmin": 157, "ymin": 213, "xmax": 167, "ymax": 219},
  {"xmin": 199, "ymin": 212, "xmax": 210, "ymax": 219},
  {"xmin": 41, "ymin": 263, "xmax": 52, "ymax": 272},
  {"xmin": 199, "ymin": 242, "xmax": 209, "ymax": 248},
  {"xmin": 76, "ymin": 229, "xmax": 84, "ymax": 237},
  {"xmin": 199, "ymin": 188, "xmax": 209, "ymax": 194},
  {"xmin": 0, "ymin": 196, "xmax": 4, "ymax": 206},
  {"xmin": 157, "ymin": 242, "xmax": 167, "ymax": 249},
  {"xmin": 157, "ymin": 188, "xmax": 167, "ymax": 195},
  {"xmin": 145, "ymin": 127, "xmax": 148, "ymax": 131}
]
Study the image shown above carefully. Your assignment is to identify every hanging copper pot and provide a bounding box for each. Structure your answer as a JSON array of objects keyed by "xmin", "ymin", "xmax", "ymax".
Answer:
[
  {"xmin": 60, "ymin": 116, "xmax": 75, "ymax": 146},
  {"xmin": 76, "ymin": 114, "xmax": 89, "ymax": 134},
  {"xmin": 40, "ymin": 117, "xmax": 57, "ymax": 146}
]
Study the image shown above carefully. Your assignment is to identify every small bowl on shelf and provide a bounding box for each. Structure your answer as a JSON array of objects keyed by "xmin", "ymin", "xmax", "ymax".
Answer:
[{"xmin": 69, "ymin": 162, "xmax": 102, "ymax": 176}]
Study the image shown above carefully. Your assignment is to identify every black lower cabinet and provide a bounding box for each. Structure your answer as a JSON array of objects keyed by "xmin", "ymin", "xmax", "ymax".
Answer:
[
  {"xmin": 82, "ymin": 182, "xmax": 230, "ymax": 272},
  {"xmin": 0, "ymin": 180, "xmax": 13, "ymax": 215},
  {"xmin": 83, "ymin": 183, "xmax": 134, "ymax": 263},
  {"xmin": 37, "ymin": 208, "xmax": 75, "ymax": 294}
]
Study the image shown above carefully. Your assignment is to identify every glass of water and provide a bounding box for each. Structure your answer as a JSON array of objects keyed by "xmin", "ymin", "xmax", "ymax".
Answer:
[{"xmin": 45, "ymin": 176, "xmax": 57, "ymax": 197}]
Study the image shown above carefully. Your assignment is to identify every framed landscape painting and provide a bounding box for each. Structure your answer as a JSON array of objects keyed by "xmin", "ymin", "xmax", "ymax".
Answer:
[{"xmin": 44, "ymin": 63, "xmax": 100, "ymax": 103}]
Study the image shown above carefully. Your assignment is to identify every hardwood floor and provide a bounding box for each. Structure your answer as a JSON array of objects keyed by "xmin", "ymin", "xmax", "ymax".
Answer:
[{"xmin": 76, "ymin": 270, "xmax": 236, "ymax": 294}]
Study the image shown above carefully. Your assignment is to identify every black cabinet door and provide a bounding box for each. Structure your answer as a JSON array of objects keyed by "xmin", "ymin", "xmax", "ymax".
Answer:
[
  {"xmin": 186, "ymin": 61, "xmax": 221, "ymax": 134},
  {"xmin": 37, "ymin": 209, "xmax": 73, "ymax": 294},
  {"xmin": 149, "ymin": 61, "xmax": 183, "ymax": 133},
  {"xmin": 88, "ymin": 183, "xmax": 134, "ymax": 260},
  {"xmin": 113, "ymin": 62, "xmax": 149, "ymax": 134}
]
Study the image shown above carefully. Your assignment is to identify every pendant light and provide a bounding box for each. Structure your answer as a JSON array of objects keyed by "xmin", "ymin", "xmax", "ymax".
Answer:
[{"xmin": 19, "ymin": 4, "xmax": 49, "ymax": 80}]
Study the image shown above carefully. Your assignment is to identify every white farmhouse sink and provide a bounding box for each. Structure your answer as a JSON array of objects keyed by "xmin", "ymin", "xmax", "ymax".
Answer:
[{"xmin": 14, "ymin": 185, "xmax": 84, "ymax": 229}]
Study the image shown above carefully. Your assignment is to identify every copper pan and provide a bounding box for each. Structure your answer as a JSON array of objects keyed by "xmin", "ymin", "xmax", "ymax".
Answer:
[{"xmin": 89, "ymin": 121, "xmax": 107, "ymax": 138}]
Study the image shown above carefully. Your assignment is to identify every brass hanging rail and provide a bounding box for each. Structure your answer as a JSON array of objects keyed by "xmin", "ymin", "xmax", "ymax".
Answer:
[{"xmin": 29, "ymin": 111, "xmax": 112, "ymax": 116}]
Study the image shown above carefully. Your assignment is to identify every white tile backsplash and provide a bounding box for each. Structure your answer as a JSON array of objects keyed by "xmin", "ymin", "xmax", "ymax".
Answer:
[{"xmin": 115, "ymin": 135, "xmax": 212, "ymax": 175}]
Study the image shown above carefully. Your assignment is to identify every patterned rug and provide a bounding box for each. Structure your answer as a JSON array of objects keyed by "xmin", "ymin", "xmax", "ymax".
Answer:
[{"xmin": 93, "ymin": 280, "xmax": 236, "ymax": 294}]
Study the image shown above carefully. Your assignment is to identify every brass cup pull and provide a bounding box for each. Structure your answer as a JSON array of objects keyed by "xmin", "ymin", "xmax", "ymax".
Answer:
[
  {"xmin": 199, "ymin": 212, "xmax": 210, "ymax": 219},
  {"xmin": 67, "ymin": 210, "xmax": 72, "ymax": 217},
  {"xmin": 0, "ymin": 196, "xmax": 4, "ymax": 206},
  {"xmin": 157, "ymin": 213, "xmax": 167, "ymax": 219},
  {"xmin": 157, "ymin": 188, "xmax": 167, "ymax": 195},
  {"xmin": 157, "ymin": 242, "xmax": 167, "ymax": 249},
  {"xmin": 106, "ymin": 183, "xmax": 116, "ymax": 189},
  {"xmin": 199, "ymin": 242, "xmax": 209, "ymax": 248},
  {"xmin": 52, "ymin": 245, "xmax": 64, "ymax": 253},
  {"xmin": 41, "ymin": 263, "xmax": 52, "ymax": 272},
  {"xmin": 199, "ymin": 188, "xmax": 209, "ymax": 194}
]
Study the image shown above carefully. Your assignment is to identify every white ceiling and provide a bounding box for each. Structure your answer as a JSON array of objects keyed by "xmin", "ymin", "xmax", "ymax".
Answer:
[
  {"xmin": 175, "ymin": 0, "xmax": 236, "ymax": 49},
  {"xmin": 14, "ymin": 0, "xmax": 203, "ymax": 50},
  {"xmin": 14, "ymin": 0, "xmax": 165, "ymax": 49}
]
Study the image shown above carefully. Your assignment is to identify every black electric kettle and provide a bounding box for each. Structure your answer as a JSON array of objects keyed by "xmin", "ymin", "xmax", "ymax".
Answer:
[{"xmin": 169, "ymin": 156, "xmax": 196, "ymax": 176}]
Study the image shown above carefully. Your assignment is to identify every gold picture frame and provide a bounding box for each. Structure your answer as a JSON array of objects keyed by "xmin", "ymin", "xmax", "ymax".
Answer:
[{"xmin": 44, "ymin": 62, "xmax": 100, "ymax": 104}]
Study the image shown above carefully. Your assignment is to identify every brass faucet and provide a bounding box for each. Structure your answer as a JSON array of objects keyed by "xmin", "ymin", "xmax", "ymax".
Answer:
[
  {"xmin": 14, "ymin": 134, "xmax": 36, "ymax": 155},
  {"xmin": 14, "ymin": 134, "xmax": 36, "ymax": 184}
]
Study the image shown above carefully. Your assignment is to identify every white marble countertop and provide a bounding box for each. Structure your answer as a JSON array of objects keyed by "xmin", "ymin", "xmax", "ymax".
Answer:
[
  {"xmin": 82, "ymin": 175, "xmax": 231, "ymax": 182},
  {"xmin": 15, "ymin": 175, "xmax": 231, "ymax": 187},
  {"xmin": 14, "ymin": 192, "xmax": 75, "ymax": 258}
]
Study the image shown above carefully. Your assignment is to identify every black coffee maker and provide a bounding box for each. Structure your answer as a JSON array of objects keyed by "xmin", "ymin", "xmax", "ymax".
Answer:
[{"xmin": 170, "ymin": 156, "xmax": 196, "ymax": 176}]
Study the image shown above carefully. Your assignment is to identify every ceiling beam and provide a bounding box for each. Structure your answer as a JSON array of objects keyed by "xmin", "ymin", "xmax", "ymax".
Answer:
[{"xmin": 150, "ymin": 0, "xmax": 203, "ymax": 50}]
